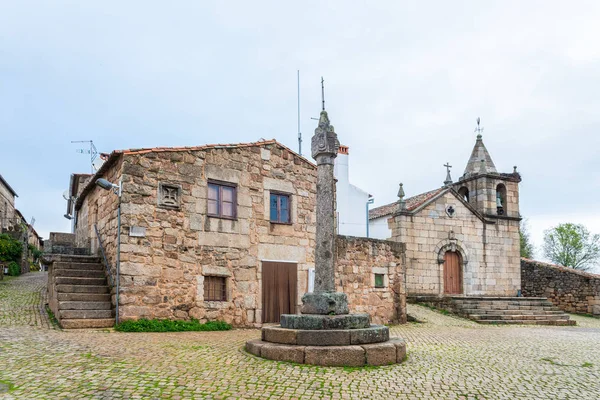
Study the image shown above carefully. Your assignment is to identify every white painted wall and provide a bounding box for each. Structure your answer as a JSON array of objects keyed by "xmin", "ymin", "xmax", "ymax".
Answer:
[
  {"xmin": 334, "ymin": 149, "xmax": 371, "ymax": 237},
  {"xmin": 369, "ymin": 216, "xmax": 392, "ymax": 240}
]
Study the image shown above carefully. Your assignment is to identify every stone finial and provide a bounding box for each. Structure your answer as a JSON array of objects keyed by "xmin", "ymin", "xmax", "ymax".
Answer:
[
  {"xmin": 397, "ymin": 183, "xmax": 406, "ymax": 211},
  {"xmin": 513, "ymin": 166, "xmax": 518, "ymax": 173},
  {"xmin": 311, "ymin": 111, "xmax": 339, "ymax": 164},
  {"xmin": 443, "ymin": 162, "xmax": 453, "ymax": 186}
]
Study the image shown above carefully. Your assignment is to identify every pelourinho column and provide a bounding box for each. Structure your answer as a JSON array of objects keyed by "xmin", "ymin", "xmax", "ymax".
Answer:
[{"xmin": 300, "ymin": 110, "xmax": 349, "ymax": 315}]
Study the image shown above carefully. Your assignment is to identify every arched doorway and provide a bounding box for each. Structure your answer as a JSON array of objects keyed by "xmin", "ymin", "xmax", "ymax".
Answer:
[{"xmin": 443, "ymin": 251, "xmax": 463, "ymax": 294}]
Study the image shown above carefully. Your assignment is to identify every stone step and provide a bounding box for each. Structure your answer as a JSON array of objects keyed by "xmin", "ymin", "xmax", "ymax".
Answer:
[
  {"xmin": 54, "ymin": 262, "xmax": 104, "ymax": 271},
  {"xmin": 454, "ymin": 301, "xmax": 554, "ymax": 308},
  {"xmin": 51, "ymin": 255, "xmax": 101, "ymax": 263},
  {"xmin": 57, "ymin": 293, "xmax": 111, "ymax": 302},
  {"xmin": 54, "ymin": 269, "xmax": 106, "ymax": 278},
  {"xmin": 55, "ymin": 277, "xmax": 107, "ymax": 286},
  {"xmin": 59, "ymin": 301, "xmax": 112, "ymax": 310},
  {"xmin": 470, "ymin": 314, "xmax": 570, "ymax": 321},
  {"xmin": 59, "ymin": 309, "xmax": 113, "ymax": 319},
  {"xmin": 459, "ymin": 308, "xmax": 563, "ymax": 316},
  {"xmin": 477, "ymin": 319, "xmax": 576, "ymax": 326},
  {"xmin": 56, "ymin": 284, "xmax": 109, "ymax": 294},
  {"xmin": 60, "ymin": 318, "xmax": 115, "ymax": 329}
]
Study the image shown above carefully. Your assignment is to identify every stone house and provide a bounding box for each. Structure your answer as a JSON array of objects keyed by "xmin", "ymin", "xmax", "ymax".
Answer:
[
  {"xmin": 369, "ymin": 132, "xmax": 522, "ymax": 297},
  {"xmin": 73, "ymin": 140, "xmax": 404, "ymax": 327},
  {"xmin": 0, "ymin": 173, "xmax": 18, "ymax": 232}
]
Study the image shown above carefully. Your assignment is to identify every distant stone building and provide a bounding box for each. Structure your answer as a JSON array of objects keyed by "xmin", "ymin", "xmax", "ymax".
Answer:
[
  {"xmin": 369, "ymin": 132, "xmax": 522, "ymax": 297},
  {"xmin": 72, "ymin": 140, "xmax": 405, "ymax": 327},
  {"xmin": 0, "ymin": 174, "xmax": 18, "ymax": 232}
]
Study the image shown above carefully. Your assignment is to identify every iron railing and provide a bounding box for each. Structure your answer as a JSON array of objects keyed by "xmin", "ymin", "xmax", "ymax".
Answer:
[{"xmin": 94, "ymin": 224, "xmax": 115, "ymax": 288}]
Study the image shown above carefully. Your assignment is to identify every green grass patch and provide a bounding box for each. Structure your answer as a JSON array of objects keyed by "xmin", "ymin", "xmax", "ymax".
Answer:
[
  {"xmin": 0, "ymin": 379, "xmax": 15, "ymax": 393},
  {"xmin": 45, "ymin": 305, "xmax": 61, "ymax": 329},
  {"xmin": 115, "ymin": 318, "xmax": 232, "ymax": 332},
  {"xmin": 582, "ymin": 362, "xmax": 594, "ymax": 368}
]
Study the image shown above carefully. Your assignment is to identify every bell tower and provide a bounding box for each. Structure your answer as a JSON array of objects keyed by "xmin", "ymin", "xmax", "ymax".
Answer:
[{"xmin": 453, "ymin": 119, "xmax": 521, "ymax": 219}]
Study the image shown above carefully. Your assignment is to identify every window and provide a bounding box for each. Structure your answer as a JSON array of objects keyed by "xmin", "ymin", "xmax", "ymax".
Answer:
[
  {"xmin": 208, "ymin": 181, "xmax": 237, "ymax": 219},
  {"xmin": 204, "ymin": 276, "xmax": 227, "ymax": 301},
  {"xmin": 374, "ymin": 273, "xmax": 385, "ymax": 288},
  {"xmin": 458, "ymin": 187, "xmax": 469, "ymax": 202},
  {"xmin": 496, "ymin": 184, "xmax": 507, "ymax": 216},
  {"xmin": 270, "ymin": 192, "xmax": 290, "ymax": 223}
]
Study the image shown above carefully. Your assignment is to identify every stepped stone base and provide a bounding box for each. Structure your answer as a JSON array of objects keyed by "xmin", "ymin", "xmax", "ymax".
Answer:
[
  {"xmin": 280, "ymin": 313, "xmax": 370, "ymax": 330},
  {"xmin": 409, "ymin": 295, "xmax": 576, "ymax": 326},
  {"xmin": 262, "ymin": 325, "xmax": 389, "ymax": 346},
  {"xmin": 246, "ymin": 337, "xmax": 406, "ymax": 367}
]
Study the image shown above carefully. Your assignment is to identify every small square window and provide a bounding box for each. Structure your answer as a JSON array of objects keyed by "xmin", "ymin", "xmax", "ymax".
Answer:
[
  {"xmin": 207, "ymin": 181, "xmax": 237, "ymax": 219},
  {"xmin": 270, "ymin": 192, "xmax": 291, "ymax": 223},
  {"xmin": 204, "ymin": 276, "xmax": 227, "ymax": 301},
  {"xmin": 374, "ymin": 273, "xmax": 385, "ymax": 288}
]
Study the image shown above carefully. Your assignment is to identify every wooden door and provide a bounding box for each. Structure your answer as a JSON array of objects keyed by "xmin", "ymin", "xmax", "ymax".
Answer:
[
  {"xmin": 262, "ymin": 261, "xmax": 297, "ymax": 323},
  {"xmin": 443, "ymin": 251, "xmax": 462, "ymax": 294}
]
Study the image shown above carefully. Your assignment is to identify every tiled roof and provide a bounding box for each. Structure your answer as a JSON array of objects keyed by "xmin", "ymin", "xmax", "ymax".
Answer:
[
  {"xmin": 75, "ymin": 139, "xmax": 314, "ymax": 210},
  {"xmin": 369, "ymin": 187, "xmax": 446, "ymax": 220}
]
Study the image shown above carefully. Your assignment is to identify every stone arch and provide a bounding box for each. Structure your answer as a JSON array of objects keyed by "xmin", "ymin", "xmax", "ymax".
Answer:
[
  {"xmin": 496, "ymin": 183, "xmax": 507, "ymax": 215},
  {"xmin": 434, "ymin": 238, "xmax": 469, "ymax": 266},
  {"xmin": 458, "ymin": 186, "xmax": 469, "ymax": 203}
]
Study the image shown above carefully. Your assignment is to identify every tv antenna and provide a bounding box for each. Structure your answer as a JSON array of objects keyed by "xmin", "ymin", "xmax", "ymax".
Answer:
[
  {"xmin": 297, "ymin": 70, "xmax": 302, "ymax": 156},
  {"xmin": 71, "ymin": 140, "xmax": 98, "ymax": 173}
]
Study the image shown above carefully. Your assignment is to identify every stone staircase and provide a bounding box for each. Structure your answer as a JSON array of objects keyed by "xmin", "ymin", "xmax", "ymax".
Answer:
[
  {"xmin": 50, "ymin": 255, "xmax": 115, "ymax": 329},
  {"xmin": 410, "ymin": 296, "xmax": 576, "ymax": 326}
]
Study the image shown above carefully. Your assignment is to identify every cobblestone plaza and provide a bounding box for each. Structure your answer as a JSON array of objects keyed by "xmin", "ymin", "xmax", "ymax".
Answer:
[{"xmin": 1, "ymin": 272, "xmax": 600, "ymax": 399}]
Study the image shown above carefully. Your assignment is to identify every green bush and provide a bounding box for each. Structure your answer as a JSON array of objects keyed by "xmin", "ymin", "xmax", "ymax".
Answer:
[
  {"xmin": 0, "ymin": 234, "xmax": 23, "ymax": 263},
  {"xmin": 7, "ymin": 261, "xmax": 20, "ymax": 276},
  {"xmin": 115, "ymin": 318, "xmax": 232, "ymax": 332}
]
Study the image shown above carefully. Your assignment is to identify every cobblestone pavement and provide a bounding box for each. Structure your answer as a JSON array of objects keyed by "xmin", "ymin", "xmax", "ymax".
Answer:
[{"xmin": 1, "ymin": 273, "xmax": 600, "ymax": 399}]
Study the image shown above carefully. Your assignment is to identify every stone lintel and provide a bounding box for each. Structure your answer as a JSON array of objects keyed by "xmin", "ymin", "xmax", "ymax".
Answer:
[{"xmin": 300, "ymin": 292, "xmax": 349, "ymax": 315}]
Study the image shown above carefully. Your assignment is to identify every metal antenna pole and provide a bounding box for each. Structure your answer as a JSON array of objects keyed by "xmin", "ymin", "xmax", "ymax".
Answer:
[
  {"xmin": 298, "ymin": 70, "xmax": 302, "ymax": 156},
  {"xmin": 321, "ymin": 76, "xmax": 325, "ymax": 111}
]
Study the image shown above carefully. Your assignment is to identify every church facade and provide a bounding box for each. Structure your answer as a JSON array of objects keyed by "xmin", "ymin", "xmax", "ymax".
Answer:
[{"xmin": 369, "ymin": 132, "xmax": 522, "ymax": 297}]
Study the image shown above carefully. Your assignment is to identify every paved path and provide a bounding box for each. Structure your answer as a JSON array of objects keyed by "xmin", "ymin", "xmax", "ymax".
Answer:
[{"xmin": 1, "ymin": 272, "xmax": 600, "ymax": 399}]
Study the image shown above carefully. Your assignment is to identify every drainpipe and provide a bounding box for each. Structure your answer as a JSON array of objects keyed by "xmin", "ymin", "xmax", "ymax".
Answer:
[{"xmin": 366, "ymin": 196, "xmax": 374, "ymax": 238}]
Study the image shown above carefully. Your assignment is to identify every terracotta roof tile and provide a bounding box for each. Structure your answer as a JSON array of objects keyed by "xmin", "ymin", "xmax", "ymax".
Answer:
[
  {"xmin": 75, "ymin": 139, "xmax": 314, "ymax": 210},
  {"xmin": 369, "ymin": 187, "xmax": 445, "ymax": 220}
]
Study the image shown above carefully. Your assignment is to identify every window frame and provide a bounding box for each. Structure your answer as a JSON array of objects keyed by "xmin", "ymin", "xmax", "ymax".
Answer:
[
  {"xmin": 374, "ymin": 273, "xmax": 385, "ymax": 288},
  {"xmin": 269, "ymin": 191, "xmax": 292, "ymax": 224},
  {"xmin": 207, "ymin": 180, "xmax": 238, "ymax": 220},
  {"xmin": 203, "ymin": 275, "xmax": 227, "ymax": 302}
]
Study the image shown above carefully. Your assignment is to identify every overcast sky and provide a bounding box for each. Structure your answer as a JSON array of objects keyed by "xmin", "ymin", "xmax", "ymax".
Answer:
[{"xmin": 1, "ymin": 1, "xmax": 599, "ymax": 270}]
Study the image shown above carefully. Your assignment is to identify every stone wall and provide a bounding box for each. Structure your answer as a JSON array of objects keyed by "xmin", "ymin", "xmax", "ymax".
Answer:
[
  {"xmin": 521, "ymin": 258, "xmax": 600, "ymax": 316},
  {"xmin": 75, "ymin": 143, "xmax": 318, "ymax": 327},
  {"xmin": 336, "ymin": 236, "xmax": 406, "ymax": 324},
  {"xmin": 390, "ymin": 190, "xmax": 521, "ymax": 296}
]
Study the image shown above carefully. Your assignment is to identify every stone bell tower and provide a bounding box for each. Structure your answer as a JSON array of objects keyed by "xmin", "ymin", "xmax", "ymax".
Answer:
[{"xmin": 454, "ymin": 119, "xmax": 521, "ymax": 219}]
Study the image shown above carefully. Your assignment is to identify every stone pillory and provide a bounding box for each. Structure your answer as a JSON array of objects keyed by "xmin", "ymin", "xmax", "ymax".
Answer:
[{"xmin": 246, "ymin": 110, "xmax": 407, "ymax": 367}]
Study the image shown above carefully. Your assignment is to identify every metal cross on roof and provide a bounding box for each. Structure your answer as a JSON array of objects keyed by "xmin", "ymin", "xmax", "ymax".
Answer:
[{"xmin": 444, "ymin": 162, "xmax": 453, "ymax": 186}]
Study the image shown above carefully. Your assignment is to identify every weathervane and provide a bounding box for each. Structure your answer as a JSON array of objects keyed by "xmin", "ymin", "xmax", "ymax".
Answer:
[{"xmin": 475, "ymin": 117, "xmax": 484, "ymax": 138}]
